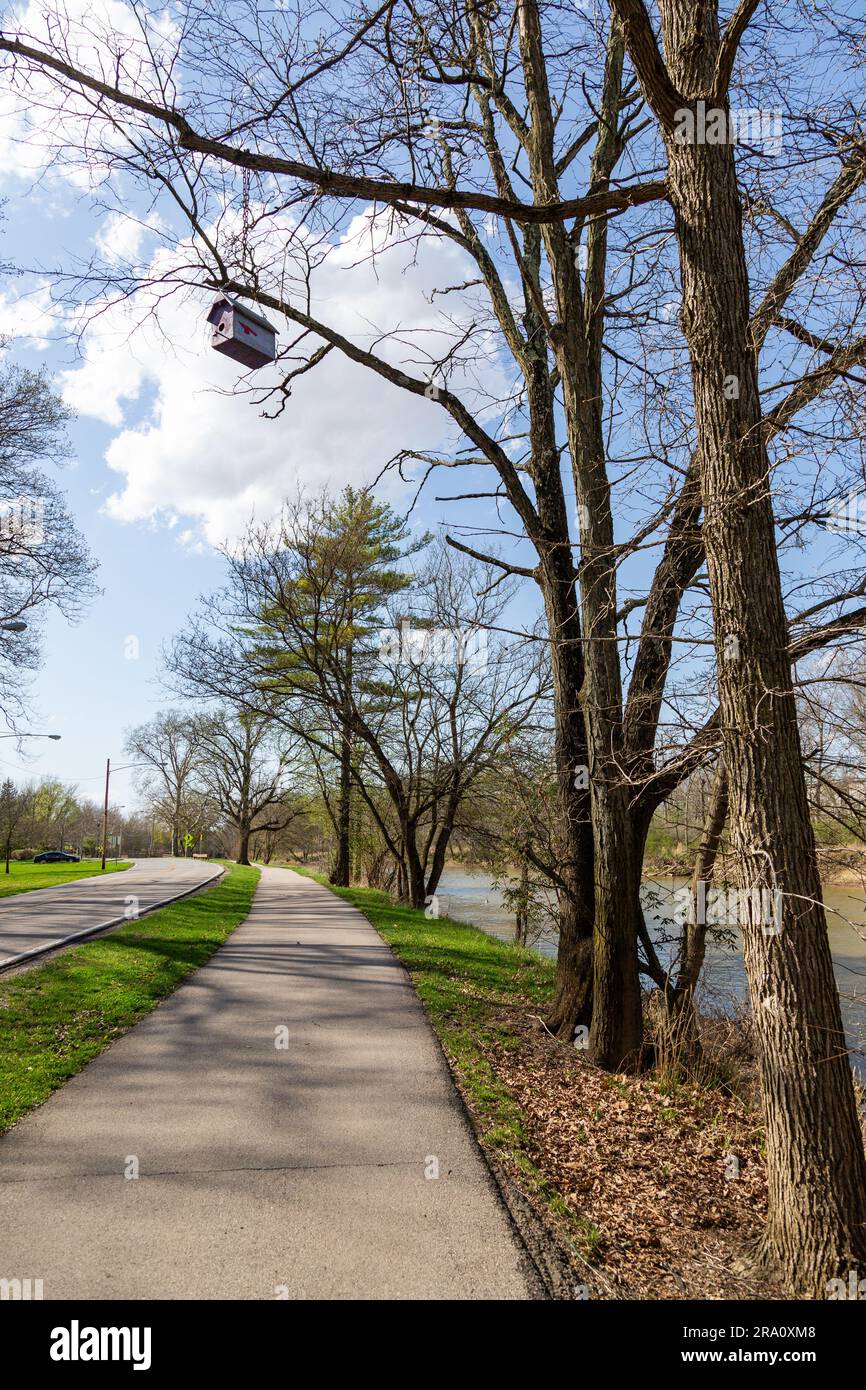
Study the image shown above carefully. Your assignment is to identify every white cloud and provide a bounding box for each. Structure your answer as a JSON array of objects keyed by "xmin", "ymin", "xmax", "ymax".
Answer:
[
  {"xmin": 0, "ymin": 281, "xmax": 58, "ymax": 349},
  {"xmin": 61, "ymin": 210, "xmax": 508, "ymax": 546},
  {"xmin": 0, "ymin": 4, "xmax": 511, "ymax": 543},
  {"xmin": 0, "ymin": 0, "xmax": 180, "ymax": 189},
  {"xmin": 60, "ymin": 309, "xmax": 152, "ymax": 426},
  {"xmin": 95, "ymin": 211, "xmax": 164, "ymax": 266}
]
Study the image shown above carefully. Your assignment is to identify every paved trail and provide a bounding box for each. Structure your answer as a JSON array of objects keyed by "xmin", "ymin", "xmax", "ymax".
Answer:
[
  {"xmin": 0, "ymin": 865, "xmax": 541, "ymax": 1299},
  {"xmin": 0, "ymin": 857, "xmax": 222, "ymax": 969}
]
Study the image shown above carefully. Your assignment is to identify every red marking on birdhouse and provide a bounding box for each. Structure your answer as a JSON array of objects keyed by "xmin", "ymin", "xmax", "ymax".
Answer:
[{"xmin": 206, "ymin": 295, "xmax": 277, "ymax": 368}]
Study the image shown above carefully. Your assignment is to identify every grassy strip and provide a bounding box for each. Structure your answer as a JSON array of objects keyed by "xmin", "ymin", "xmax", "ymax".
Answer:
[
  {"xmin": 0, "ymin": 859, "xmax": 131, "ymax": 897},
  {"xmin": 281, "ymin": 865, "xmax": 566, "ymax": 1211},
  {"xmin": 0, "ymin": 861, "xmax": 259, "ymax": 1132}
]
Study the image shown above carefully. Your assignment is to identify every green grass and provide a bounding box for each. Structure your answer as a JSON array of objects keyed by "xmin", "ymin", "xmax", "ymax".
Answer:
[
  {"xmin": 280, "ymin": 864, "xmax": 562, "ymax": 1204},
  {"xmin": 0, "ymin": 858, "xmax": 132, "ymax": 897},
  {"xmin": 0, "ymin": 861, "xmax": 259, "ymax": 1132}
]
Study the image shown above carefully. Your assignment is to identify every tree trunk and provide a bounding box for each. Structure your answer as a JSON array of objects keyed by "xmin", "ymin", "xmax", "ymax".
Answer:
[
  {"xmin": 670, "ymin": 759, "xmax": 729, "ymax": 1031},
  {"xmin": 564, "ymin": 373, "xmax": 642, "ymax": 1070},
  {"xmin": 588, "ymin": 780, "xmax": 642, "ymax": 1071},
  {"xmin": 394, "ymin": 828, "xmax": 426, "ymax": 909},
  {"xmin": 330, "ymin": 708, "xmax": 352, "ymax": 888},
  {"xmin": 405, "ymin": 832, "xmax": 426, "ymax": 910},
  {"xmin": 395, "ymin": 857, "xmax": 407, "ymax": 903},
  {"xmin": 539, "ymin": 546, "xmax": 597, "ymax": 1038},
  {"xmin": 656, "ymin": 0, "xmax": 866, "ymax": 1289},
  {"xmin": 237, "ymin": 826, "xmax": 251, "ymax": 866},
  {"xmin": 514, "ymin": 212, "xmax": 596, "ymax": 1039},
  {"xmin": 515, "ymin": 857, "xmax": 529, "ymax": 947},
  {"xmin": 516, "ymin": 0, "xmax": 639, "ymax": 1062},
  {"xmin": 422, "ymin": 780, "xmax": 461, "ymax": 903}
]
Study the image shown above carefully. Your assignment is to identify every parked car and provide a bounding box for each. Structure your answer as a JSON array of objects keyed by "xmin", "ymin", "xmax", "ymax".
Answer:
[{"xmin": 33, "ymin": 851, "xmax": 81, "ymax": 864}]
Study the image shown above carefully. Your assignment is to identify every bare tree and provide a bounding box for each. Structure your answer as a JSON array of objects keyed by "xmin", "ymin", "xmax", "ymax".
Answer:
[
  {"xmin": 169, "ymin": 510, "xmax": 545, "ymax": 906},
  {"xmin": 195, "ymin": 706, "xmax": 302, "ymax": 864},
  {"xmin": 0, "ymin": 777, "xmax": 33, "ymax": 871},
  {"xmin": 125, "ymin": 711, "xmax": 202, "ymax": 856},
  {"xmin": 0, "ymin": 358, "xmax": 97, "ymax": 723}
]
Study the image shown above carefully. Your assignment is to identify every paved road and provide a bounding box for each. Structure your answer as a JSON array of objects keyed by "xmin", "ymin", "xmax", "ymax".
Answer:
[
  {"xmin": 0, "ymin": 857, "xmax": 222, "ymax": 969},
  {"xmin": 0, "ymin": 865, "xmax": 542, "ymax": 1299}
]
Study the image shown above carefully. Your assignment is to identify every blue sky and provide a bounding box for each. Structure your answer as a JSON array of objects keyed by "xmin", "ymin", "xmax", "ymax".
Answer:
[
  {"xmin": 0, "ymin": 322, "xmax": 226, "ymax": 810},
  {"xmin": 0, "ymin": 124, "xmax": 216, "ymax": 806},
  {"xmin": 0, "ymin": 167, "xmax": 533, "ymax": 812}
]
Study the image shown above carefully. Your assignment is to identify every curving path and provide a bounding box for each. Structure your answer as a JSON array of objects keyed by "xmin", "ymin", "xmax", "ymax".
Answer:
[
  {"xmin": 0, "ymin": 865, "xmax": 542, "ymax": 1299},
  {"xmin": 0, "ymin": 856, "xmax": 223, "ymax": 970}
]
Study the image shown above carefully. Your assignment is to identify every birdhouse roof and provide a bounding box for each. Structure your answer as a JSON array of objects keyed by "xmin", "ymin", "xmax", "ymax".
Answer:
[{"xmin": 207, "ymin": 294, "xmax": 278, "ymax": 334}]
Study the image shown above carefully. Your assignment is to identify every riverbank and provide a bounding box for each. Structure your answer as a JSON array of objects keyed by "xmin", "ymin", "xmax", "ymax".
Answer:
[
  {"xmin": 643, "ymin": 845, "xmax": 866, "ymax": 887},
  {"xmin": 284, "ymin": 864, "xmax": 790, "ymax": 1300},
  {"xmin": 291, "ymin": 849, "xmax": 866, "ymax": 888}
]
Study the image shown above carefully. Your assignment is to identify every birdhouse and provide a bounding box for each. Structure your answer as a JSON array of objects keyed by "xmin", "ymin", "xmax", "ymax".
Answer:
[{"xmin": 207, "ymin": 295, "xmax": 277, "ymax": 369}]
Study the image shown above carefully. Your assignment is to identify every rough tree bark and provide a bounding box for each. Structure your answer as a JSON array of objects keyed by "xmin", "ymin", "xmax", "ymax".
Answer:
[{"xmin": 613, "ymin": 0, "xmax": 866, "ymax": 1289}]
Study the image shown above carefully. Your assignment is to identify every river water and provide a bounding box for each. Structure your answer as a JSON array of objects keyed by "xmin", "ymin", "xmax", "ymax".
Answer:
[{"xmin": 436, "ymin": 866, "xmax": 866, "ymax": 1074}]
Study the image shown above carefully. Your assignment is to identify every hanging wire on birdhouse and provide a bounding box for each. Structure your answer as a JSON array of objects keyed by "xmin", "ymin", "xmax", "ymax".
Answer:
[
  {"xmin": 205, "ymin": 165, "xmax": 278, "ymax": 368},
  {"xmin": 240, "ymin": 166, "xmax": 252, "ymax": 270}
]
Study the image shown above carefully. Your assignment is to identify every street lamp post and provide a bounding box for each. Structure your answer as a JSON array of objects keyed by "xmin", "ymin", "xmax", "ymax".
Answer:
[
  {"xmin": 0, "ymin": 728, "xmax": 61, "ymax": 869},
  {"xmin": 0, "ymin": 733, "xmax": 61, "ymax": 740},
  {"xmin": 99, "ymin": 761, "xmax": 147, "ymax": 870},
  {"xmin": 100, "ymin": 757, "xmax": 110, "ymax": 873}
]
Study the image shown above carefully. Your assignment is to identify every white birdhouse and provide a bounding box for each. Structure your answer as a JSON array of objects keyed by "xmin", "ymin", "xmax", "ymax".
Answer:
[{"xmin": 207, "ymin": 295, "xmax": 277, "ymax": 369}]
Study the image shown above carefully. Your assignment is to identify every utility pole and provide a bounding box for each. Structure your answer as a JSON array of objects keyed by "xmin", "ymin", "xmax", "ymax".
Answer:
[{"xmin": 100, "ymin": 757, "xmax": 110, "ymax": 872}]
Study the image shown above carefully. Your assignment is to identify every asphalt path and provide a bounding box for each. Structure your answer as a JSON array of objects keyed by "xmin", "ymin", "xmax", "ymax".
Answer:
[
  {"xmin": 0, "ymin": 857, "xmax": 223, "ymax": 970},
  {"xmin": 0, "ymin": 864, "xmax": 542, "ymax": 1299}
]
